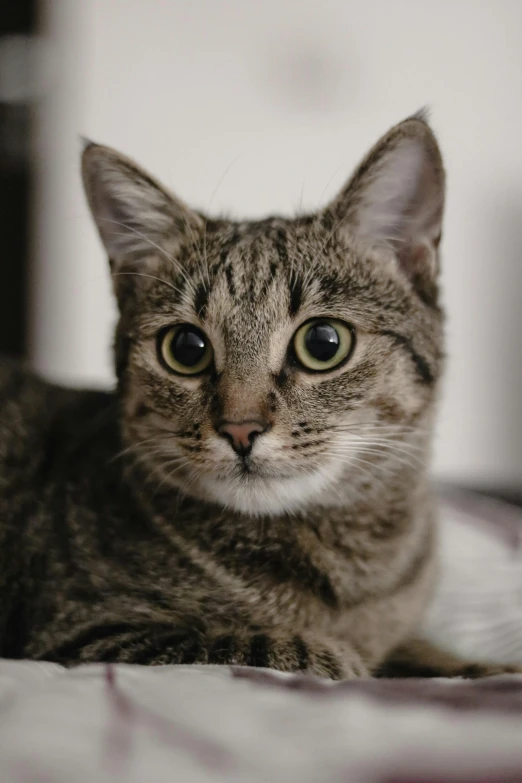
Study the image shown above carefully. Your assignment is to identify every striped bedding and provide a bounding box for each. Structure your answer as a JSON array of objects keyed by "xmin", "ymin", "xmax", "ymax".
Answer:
[{"xmin": 0, "ymin": 489, "xmax": 521, "ymax": 783}]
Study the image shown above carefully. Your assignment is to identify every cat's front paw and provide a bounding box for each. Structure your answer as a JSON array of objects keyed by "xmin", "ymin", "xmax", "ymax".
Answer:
[
  {"xmin": 301, "ymin": 636, "xmax": 369, "ymax": 681},
  {"xmin": 459, "ymin": 662, "xmax": 522, "ymax": 678},
  {"xmin": 209, "ymin": 632, "xmax": 368, "ymax": 680}
]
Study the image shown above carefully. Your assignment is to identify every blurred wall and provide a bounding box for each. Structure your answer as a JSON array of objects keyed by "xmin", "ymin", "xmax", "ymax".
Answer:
[{"xmin": 31, "ymin": 0, "xmax": 522, "ymax": 486}]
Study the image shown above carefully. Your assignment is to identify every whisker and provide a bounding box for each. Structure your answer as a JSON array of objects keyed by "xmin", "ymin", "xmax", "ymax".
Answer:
[
  {"xmin": 100, "ymin": 218, "xmax": 198, "ymax": 296},
  {"xmin": 322, "ymin": 444, "xmax": 422, "ymax": 465},
  {"xmin": 110, "ymin": 434, "xmax": 177, "ymax": 463},
  {"xmin": 200, "ymin": 160, "xmax": 241, "ymax": 298},
  {"xmin": 319, "ymin": 451, "xmax": 399, "ymax": 478},
  {"xmin": 153, "ymin": 457, "xmax": 193, "ymax": 495},
  {"xmin": 207, "ymin": 156, "xmax": 241, "ymax": 214},
  {"xmin": 329, "ymin": 453, "xmax": 421, "ymax": 474},
  {"xmin": 336, "ymin": 458, "xmax": 389, "ymax": 494},
  {"xmin": 336, "ymin": 439, "xmax": 425, "ymax": 458},
  {"xmin": 333, "ymin": 446, "xmax": 422, "ymax": 464},
  {"xmin": 111, "ymin": 271, "xmax": 181, "ymax": 294},
  {"xmin": 331, "ymin": 422, "xmax": 426, "ymax": 433}
]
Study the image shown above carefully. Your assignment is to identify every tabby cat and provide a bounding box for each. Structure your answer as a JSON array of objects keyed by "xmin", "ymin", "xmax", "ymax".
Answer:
[{"xmin": 0, "ymin": 113, "xmax": 518, "ymax": 678}]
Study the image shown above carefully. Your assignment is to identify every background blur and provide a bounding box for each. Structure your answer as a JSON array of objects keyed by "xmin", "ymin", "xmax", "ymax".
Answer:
[{"xmin": 1, "ymin": 0, "xmax": 521, "ymax": 492}]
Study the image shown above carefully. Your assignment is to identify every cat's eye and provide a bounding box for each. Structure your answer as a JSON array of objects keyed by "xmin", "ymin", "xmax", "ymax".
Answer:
[
  {"xmin": 293, "ymin": 318, "xmax": 355, "ymax": 372},
  {"xmin": 158, "ymin": 324, "xmax": 213, "ymax": 375}
]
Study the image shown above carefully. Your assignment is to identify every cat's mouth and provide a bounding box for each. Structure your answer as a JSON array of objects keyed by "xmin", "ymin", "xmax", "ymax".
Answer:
[
  {"xmin": 231, "ymin": 453, "xmax": 297, "ymax": 481},
  {"xmin": 237, "ymin": 455, "xmax": 253, "ymax": 475},
  {"xmin": 203, "ymin": 452, "xmax": 300, "ymax": 486},
  {"xmin": 237, "ymin": 457, "xmax": 284, "ymax": 479},
  {"xmin": 199, "ymin": 456, "xmax": 345, "ymax": 516},
  {"xmin": 235, "ymin": 458, "xmax": 277, "ymax": 480}
]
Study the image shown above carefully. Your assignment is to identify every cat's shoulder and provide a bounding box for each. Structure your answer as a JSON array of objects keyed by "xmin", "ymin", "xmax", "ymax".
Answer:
[
  {"xmin": 0, "ymin": 355, "xmax": 117, "ymax": 464},
  {"xmin": 0, "ymin": 355, "xmax": 76, "ymax": 417},
  {"xmin": 0, "ymin": 355, "xmax": 55, "ymax": 417}
]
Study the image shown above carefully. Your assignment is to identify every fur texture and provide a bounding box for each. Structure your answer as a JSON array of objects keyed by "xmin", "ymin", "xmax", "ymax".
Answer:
[{"xmin": 0, "ymin": 114, "xmax": 515, "ymax": 678}]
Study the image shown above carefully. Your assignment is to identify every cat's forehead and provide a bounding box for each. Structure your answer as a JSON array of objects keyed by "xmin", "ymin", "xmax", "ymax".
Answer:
[
  {"xmin": 136, "ymin": 215, "xmax": 351, "ymax": 342},
  {"xmin": 206, "ymin": 216, "xmax": 313, "ymax": 277},
  {"xmin": 211, "ymin": 221, "xmax": 288, "ymax": 298},
  {"xmin": 199, "ymin": 228, "xmax": 293, "ymax": 347},
  {"xmin": 201, "ymin": 215, "xmax": 342, "ymax": 321}
]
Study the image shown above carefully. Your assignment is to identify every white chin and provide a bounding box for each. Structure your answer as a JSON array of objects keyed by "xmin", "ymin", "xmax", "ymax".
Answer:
[{"xmin": 201, "ymin": 466, "xmax": 343, "ymax": 517}]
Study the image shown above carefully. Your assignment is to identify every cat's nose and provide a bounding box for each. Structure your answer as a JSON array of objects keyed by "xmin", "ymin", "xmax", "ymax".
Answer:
[{"xmin": 217, "ymin": 419, "xmax": 270, "ymax": 457}]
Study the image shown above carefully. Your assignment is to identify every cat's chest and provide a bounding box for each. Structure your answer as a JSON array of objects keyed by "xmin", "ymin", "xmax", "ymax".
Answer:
[
  {"xmin": 200, "ymin": 528, "xmax": 381, "ymax": 630},
  {"xmin": 248, "ymin": 511, "xmax": 424, "ymax": 626}
]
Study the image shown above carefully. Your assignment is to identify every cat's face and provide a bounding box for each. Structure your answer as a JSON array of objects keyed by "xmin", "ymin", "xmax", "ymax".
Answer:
[{"xmin": 82, "ymin": 113, "xmax": 445, "ymax": 516}]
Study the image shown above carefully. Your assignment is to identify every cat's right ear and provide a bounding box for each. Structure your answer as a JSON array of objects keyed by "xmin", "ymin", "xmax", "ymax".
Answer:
[
  {"xmin": 81, "ymin": 141, "xmax": 203, "ymax": 267},
  {"xmin": 323, "ymin": 112, "xmax": 445, "ymax": 297}
]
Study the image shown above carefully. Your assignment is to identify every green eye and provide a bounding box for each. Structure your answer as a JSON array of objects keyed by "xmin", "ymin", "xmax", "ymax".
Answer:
[
  {"xmin": 158, "ymin": 324, "xmax": 213, "ymax": 375},
  {"xmin": 293, "ymin": 319, "xmax": 355, "ymax": 372}
]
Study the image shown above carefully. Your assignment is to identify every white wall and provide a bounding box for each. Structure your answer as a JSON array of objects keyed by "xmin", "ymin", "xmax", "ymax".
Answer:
[{"xmin": 32, "ymin": 0, "xmax": 522, "ymax": 485}]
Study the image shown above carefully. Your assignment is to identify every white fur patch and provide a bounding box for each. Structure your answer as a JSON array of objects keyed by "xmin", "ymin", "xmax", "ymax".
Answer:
[
  {"xmin": 197, "ymin": 423, "xmax": 426, "ymax": 517},
  {"xmin": 201, "ymin": 460, "xmax": 347, "ymax": 517}
]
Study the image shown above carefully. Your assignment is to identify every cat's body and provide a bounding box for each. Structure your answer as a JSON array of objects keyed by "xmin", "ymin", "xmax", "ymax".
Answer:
[
  {"xmin": 0, "ymin": 114, "xmax": 517, "ymax": 677},
  {"xmin": 0, "ymin": 358, "xmax": 435, "ymax": 674}
]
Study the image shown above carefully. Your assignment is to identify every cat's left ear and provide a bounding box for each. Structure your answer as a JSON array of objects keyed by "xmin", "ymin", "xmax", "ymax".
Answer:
[
  {"xmin": 325, "ymin": 111, "xmax": 445, "ymax": 287},
  {"xmin": 81, "ymin": 141, "xmax": 203, "ymax": 266}
]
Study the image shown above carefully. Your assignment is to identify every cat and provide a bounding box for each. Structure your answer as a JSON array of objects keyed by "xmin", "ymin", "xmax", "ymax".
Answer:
[{"xmin": 0, "ymin": 112, "xmax": 519, "ymax": 678}]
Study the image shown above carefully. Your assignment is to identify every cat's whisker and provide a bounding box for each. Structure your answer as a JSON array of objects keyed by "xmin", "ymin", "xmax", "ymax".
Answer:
[
  {"xmin": 181, "ymin": 465, "xmax": 204, "ymax": 501},
  {"xmin": 331, "ymin": 422, "xmax": 427, "ymax": 433},
  {"xmin": 172, "ymin": 464, "xmax": 202, "ymax": 515},
  {"xmin": 129, "ymin": 450, "xmax": 179, "ymax": 486},
  {"xmin": 328, "ymin": 425, "xmax": 427, "ymax": 443},
  {"xmin": 100, "ymin": 218, "xmax": 198, "ymax": 297},
  {"xmin": 201, "ymin": 158, "xmax": 244, "ymax": 296},
  {"xmin": 133, "ymin": 446, "xmax": 183, "ymax": 464},
  {"xmin": 153, "ymin": 457, "xmax": 193, "ymax": 495},
  {"xmin": 111, "ymin": 271, "xmax": 181, "ymax": 295},
  {"xmin": 313, "ymin": 466, "xmax": 344, "ymax": 505},
  {"xmin": 332, "ymin": 429, "xmax": 429, "ymax": 448},
  {"xmin": 329, "ymin": 445, "xmax": 422, "ymax": 465},
  {"xmin": 335, "ymin": 442, "xmax": 424, "ymax": 461},
  {"xmin": 334, "ymin": 438, "xmax": 425, "ymax": 459},
  {"xmin": 129, "ymin": 443, "xmax": 189, "ymax": 472},
  {"xmin": 319, "ymin": 450, "xmax": 404, "ymax": 479},
  {"xmin": 110, "ymin": 435, "xmax": 177, "ymax": 463},
  {"xmin": 317, "ymin": 164, "xmax": 344, "ymax": 208},
  {"xmin": 334, "ymin": 431, "xmax": 424, "ymax": 445},
  {"xmin": 344, "ymin": 429, "xmax": 426, "ymax": 440},
  {"xmin": 108, "ymin": 231, "xmax": 203, "ymax": 300},
  {"xmin": 325, "ymin": 446, "xmax": 422, "ymax": 472},
  {"xmin": 207, "ymin": 157, "xmax": 241, "ymax": 214},
  {"xmin": 328, "ymin": 456, "xmax": 389, "ymax": 494}
]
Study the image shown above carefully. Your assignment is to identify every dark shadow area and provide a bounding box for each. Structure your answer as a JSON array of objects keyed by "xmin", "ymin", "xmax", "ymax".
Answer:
[{"xmin": 0, "ymin": 0, "xmax": 36, "ymax": 358}]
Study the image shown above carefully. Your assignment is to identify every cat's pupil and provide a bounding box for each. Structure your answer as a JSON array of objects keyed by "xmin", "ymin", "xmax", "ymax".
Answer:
[
  {"xmin": 172, "ymin": 327, "xmax": 206, "ymax": 367},
  {"xmin": 304, "ymin": 323, "xmax": 340, "ymax": 362}
]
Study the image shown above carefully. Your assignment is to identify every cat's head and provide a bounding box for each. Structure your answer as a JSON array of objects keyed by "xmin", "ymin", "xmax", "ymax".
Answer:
[{"xmin": 82, "ymin": 112, "xmax": 445, "ymax": 516}]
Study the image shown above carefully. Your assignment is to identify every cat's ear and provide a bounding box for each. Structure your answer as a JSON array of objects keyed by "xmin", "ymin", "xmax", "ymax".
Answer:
[
  {"xmin": 81, "ymin": 141, "xmax": 203, "ymax": 264},
  {"xmin": 325, "ymin": 111, "xmax": 445, "ymax": 287}
]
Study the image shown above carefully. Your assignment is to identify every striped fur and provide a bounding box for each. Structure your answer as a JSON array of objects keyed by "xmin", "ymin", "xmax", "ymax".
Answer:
[{"xmin": 1, "ymin": 115, "xmax": 517, "ymax": 677}]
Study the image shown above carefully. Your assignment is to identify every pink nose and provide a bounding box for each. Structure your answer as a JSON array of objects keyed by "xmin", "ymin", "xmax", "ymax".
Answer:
[{"xmin": 217, "ymin": 420, "xmax": 269, "ymax": 456}]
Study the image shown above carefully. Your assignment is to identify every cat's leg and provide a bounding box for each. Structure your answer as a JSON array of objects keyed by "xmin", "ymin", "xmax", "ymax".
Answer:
[
  {"xmin": 202, "ymin": 631, "xmax": 368, "ymax": 680},
  {"xmin": 112, "ymin": 630, "xmax": 368, "ymax": 680},
  {"xmin": 376, "ymin": 636, "xmax": 522, "ymax": 678},
  {"xmin": 44, "ymin": 624, "xmax": 368, "ymax": 679}
]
